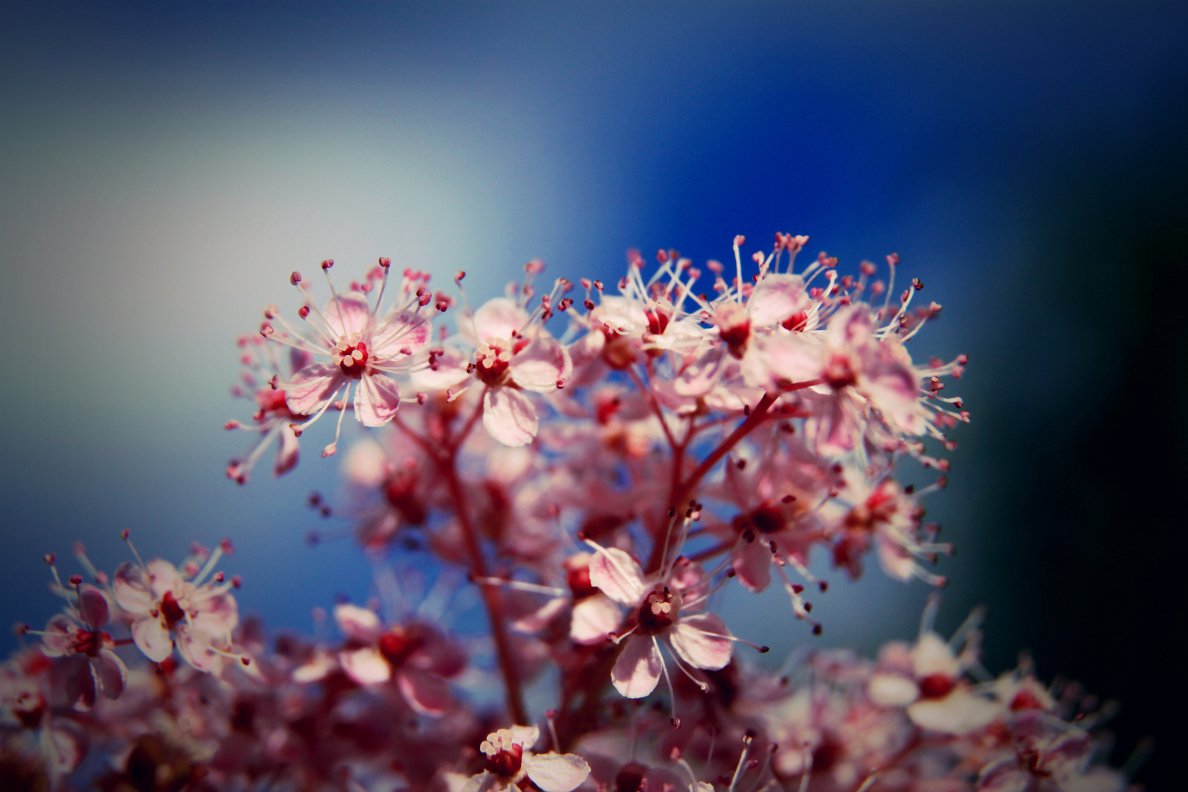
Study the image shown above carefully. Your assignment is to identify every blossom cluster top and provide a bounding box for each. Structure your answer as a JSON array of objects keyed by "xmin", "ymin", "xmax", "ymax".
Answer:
[{"xmin": 2, "ymin": 235, "xmax": 1137, "ymax": 792}]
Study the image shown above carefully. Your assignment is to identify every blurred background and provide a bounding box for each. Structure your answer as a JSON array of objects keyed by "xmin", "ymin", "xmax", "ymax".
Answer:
[{"xmin": 1, "ymin": 1, "xmax": 1184, "ymax": 785}]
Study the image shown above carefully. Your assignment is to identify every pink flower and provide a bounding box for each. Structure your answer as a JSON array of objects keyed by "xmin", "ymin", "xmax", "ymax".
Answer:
[
  {"xmin": 113, "ymin": 546, "xmax": 244, "ymax": 674},
  {"xmin": 224, "ymin": 337, "xmax": 309, "ymax": 484},
  {"xmin": 262, "ymin": 260, "xmax": 436, "ymax": 457},
  {"xmin": 460, "ymin": 725, "xmax": 590, "ymax": 792},
  {"xmin": 586, "ymin": 543, "xmax": 734, "ymax": 702},
  {"xmin": 464, "ymin": 297, "xmax": 573, "ymax": 447},
  {"xmin": 39, "ymin": 585, "xmax": 127, "ymax": 708}
]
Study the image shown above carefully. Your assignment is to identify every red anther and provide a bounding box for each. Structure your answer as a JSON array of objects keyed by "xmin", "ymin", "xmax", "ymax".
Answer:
[
  {"xmin": 455, "ymin": 270, "xmax": 466, "ymax": 282},
  {"xmin": 290, "ymin": 271, "xmax": 302, "ymax": 285},
  {"xmin": 121, "ymin": 529, "xmax": 131, "ymax": 540},
  {"xmin": 264, "ymin": 304, "xmax": 278, "ymax": 319},
  {"xmin": 378, "ymin": 256, "xmax": 391, "ymax": 268},
  {"xmin": 43, "ymin": 553, "xmax": 56, "ymax": 565},
  {"xmin": 734, "ymin": 234, "xmax": 745, "ymax": 247},
  {"xmin": 224, "ymin": 420, "xmax": 241, "ymax": 430},
  {"xmin": 269, "ymin": 374, "xmax": 280, "ymax": 390},
  {"xmin": 670, "ymin": 718, "xmax": 681, "ymax": 729},
  {"xmin": 886, "ymin": 253, "xmax": 900, "ymax": 266},
  {"xmin": 321, "ymin": 259, "xmax": 334, "ymax": 270},
  {"xmin": 819, "ymin": 580, "xmax": 829, "ymax": 592},
  {"xmin": 220, "ymin": 539, "xmax": 234, "ymax": 555},
  {"xmin": 956, "ymin": 354, "xmax": 969, "ymax": 365},
  {"xmin": 416, "ymin": 392, "xmax": 427, "ymax": 405},
  {"xmin": 584, "ymin": 299, "xmax": 595, "ymax": 310},
  {"xmin": 69, "ymin": 574, "xmax": 83, "ymax": 586},
  {"xmin": 259, "ymin": 324, "xmax": 274, "ymax": 337},
  {"xmin": 593, "ymin": 280, "xmax": 604, "ymax": 291},
  {"xmin": 791, "ymin": 584, "xmax": 805, "ymax": 594},
  {"xmin": 912, "ymin": 278, "xmax": 924, "ymax": 290},
  {"xmin": 418, "ymin": 292, "xmax": 432, "ymax": 306},
  {"xmin": 241, "ymin": 656, "xmax": 251, "ymax": 665},
  {"xmin": 752, "ymin": 251, "xmax": 764, "ymax": 264},
  {"xmin": 296, "ymin": 305, "xmax": 310, "ymax": 320},
  {"xmin": 436, "ymin": 300, "xmax": 449, "ymax": 312},
  {"xmin": 812, "ymin": 624, "xmax": 823, "ymax": 635},
  {"xmin": 213, "ymin": 572, "xmax": 224, "ymax": 583},
  {"xmin": 555, "ymin": 378, "xmax": 566, "ymax": 390},
  {"xmin": 657, "ymin": 249, "xmax": 668, "ymax": 263},
  {"xmin": 231, "ymin": 575, "xmax": 243, "ymax": 588}
]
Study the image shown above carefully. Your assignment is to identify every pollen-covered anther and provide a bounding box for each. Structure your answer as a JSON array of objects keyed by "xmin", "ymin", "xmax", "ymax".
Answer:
[{"xmin": 474, "ymin": 338, "xmax": 514, "ymax": 385}]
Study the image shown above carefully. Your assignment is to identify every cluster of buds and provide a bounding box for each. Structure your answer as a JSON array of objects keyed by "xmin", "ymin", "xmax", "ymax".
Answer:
[{"xmin": 1, "ymin": 236, "xmax": 1136, "ymax": 791}]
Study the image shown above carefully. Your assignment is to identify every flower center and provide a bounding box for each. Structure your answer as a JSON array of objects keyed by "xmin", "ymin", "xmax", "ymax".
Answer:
[
  {"xmin": 71, "ymin": 628, "xmax": 107, "ymax": 658},
  {"xmin": 475, "ymin": 338, "xmax": 514, "ymax": 385},
  {"xmin": 823, "ymin": 353, "xmax": 857, "ymax": 389},
  {"xmin": 639, "ymin": 586, "xmax": 678, "ymax": 632},
  {"xmin": 715, "ymin": 303, "xmax": 751, "ymax": 358},
  {"xmin": 160, "ymin": 591, "xmax": 186, "ymax": 627},
  {"xmin": 480, "ymin": 730, "xmax": 525, "ymax": 777},
  {"xmin": 333, "ymin": 336, "xmax": 370, "ymax": 378},
  {"xmin": 917, "ymin": 672, "xmax": 956, "ymax": 700}
]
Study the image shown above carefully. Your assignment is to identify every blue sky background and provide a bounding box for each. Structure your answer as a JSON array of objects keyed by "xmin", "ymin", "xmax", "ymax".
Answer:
[{"xmin": 2, "ymin": 2, "xmax": 1185, "ymax": 783}]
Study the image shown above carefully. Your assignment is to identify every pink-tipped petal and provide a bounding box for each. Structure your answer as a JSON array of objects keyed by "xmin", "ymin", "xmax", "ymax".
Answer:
[
  {"xmin": 732, "ymin": 539, "xmax": 773, "ymax": 593},
  {"xmin": 322, "ymin": 292, "xmax": 373, "ymax": 338},
  {"xmin": 611, "ymin": 635, "xmax": 662, "ymax": 699},
  {"xmin": 482, "ymin": 387, "xmax": 539, "ymax": 447},
  {"xmin": 524, "ymin": 753, "xmax": 592, "ymax": 792},
  {"xmin": 285, "ymin": 365, "xmax": 343, "ymax": 416},
  {"xmin": 132, "ymin": 616, "xmax": 174, "ymax": 663},
  {"xmin": 668, "ymin": 613, "xmax": 733, "ymax": 671},
  {"xmin": 587, "ymin": 546, "xmax": 647, "ymax": 606},
  {"xmin": 40, "ymin": 615, "xmax": 75, "ymax": 657},
  {"xmin": 371, "ymin": 310, "xmax": 431, "ymax": 357},
  {"xmin": 355, "ymin": 372, "xmax": 402, "ymax": 427},
  {"xmin": 509, "ymin": 335, "xmax": 573, "ymax": 393},
  {"xmin": 396, "ymin": 668, "xmax": 453, "ymax": 716}
]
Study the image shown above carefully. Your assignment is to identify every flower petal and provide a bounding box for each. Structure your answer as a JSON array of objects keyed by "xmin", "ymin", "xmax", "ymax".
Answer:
[
  {"xmin": 340, "ymin": 647, "xmax": 392, "ymax": 685},
  {"xmin": 112, "ymin": 562, "xmax": 153, "ymax": 615},
  {"xmin": 334, "ymin": 603, "xmax": 383, "ymax": 642},
  {"xmin": 509, "ymin": 334, "xmax": 572, "ymax": 393},
  {"xmin": 77, "ymin": 585, "xmax": 110, "ymax": 630},
  {"xmin": 370, "ymin": 310, "xmax": 431, "ymax": 357},
  {"xmin": 94, "ymin": 650, "xmax": 127, "ymax": 699},
  {"xmin": 668, "ymin": 613, "xmax": 733, "ymax": 671},
  {"xmin": 285, "ymin": 364, "xmax": 343, "ymax": 416},
  {"xmin": 396, "ymin": 668, "xmax": 453, "ymax": 716},
  {"xmin": 40, "ymin": 614, "xmax": 76, "ymax": 657},
  {"xmin": 322, "ymin": 291, "xmax": 373, "ymax": 338},
  {"xmin": 611, "ymin": 634, "xmax": 662, "ymax": 698},
  {"xmin": 355, "ymin": 372, "xmax": 402, "ymax": 427},
  {"xmin": 468, "ymin": 297, "xmax": 530, "ymax": 344},
  {"xmin": 273, "ymin": 423, "xmax": 300, "ymax": 476},
  {"xmin": 132, "ymin": 616, "xmax": 174, "ymax": 663},
  {"xmin": 524, "ymin": 752, "xmax": 592, "ymax": 792},
  {"xmin": 869, "ymin": 673, "xmax": 920, "ymax": 707},
  {"xmin": 482, "ymin": 387, "xmax": 539, "ymax": 447},
  {"xmin": 570, "ymin": 594, "xmax": 621, "ymax": 645},
  {"xmin": 747, "ymin": 273, "xmax": 807, "ymax": 328},
  {"xmin": 587, "ymin": 545, "xmax": 647, "ymax": 606},
  {"xmin": 908, "ymin": 690, "xmax": 1002, "ymax": 735}
]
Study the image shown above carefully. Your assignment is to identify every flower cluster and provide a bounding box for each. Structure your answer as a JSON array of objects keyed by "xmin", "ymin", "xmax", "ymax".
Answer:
[{"xmin": 2, "ymin": 235, "xmax": 1137, "ymax": 791}]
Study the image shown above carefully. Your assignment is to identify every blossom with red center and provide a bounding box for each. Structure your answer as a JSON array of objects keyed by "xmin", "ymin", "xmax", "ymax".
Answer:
[
  {"xmin": 457, "ymin": 725, "xmax": 589, "ymax": 792},
  {"xmin": 38, "ymin": 584, "xmax": 126, "ymax": 708},
  {"xmin": 262, "ymin": 259, "xmax": 435, "ymax": 457},
  {"xmin": 225, "ymin": 336, "xmax": 310, "ymax": 484},
  {"xmin": 113, "ymin": 542, "xmax": 245, "ymax": 674}
]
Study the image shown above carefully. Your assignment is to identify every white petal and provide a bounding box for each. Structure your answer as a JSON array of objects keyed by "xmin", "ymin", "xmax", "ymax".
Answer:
[
  {"xmin": 668, "ymin": 613, "xmax": 733, "ymax": 671},
  {"xmin": 339, "ymin": 647, "xmax": 392, "ymax": 685},
  {"xmin": 483, "ymin": 387, "xmax": 539, "ymax": 447},
  {"xmin": 334, "ymin": 604, "xmax": 384, "ymax": 641},
  {"xmin": 586, "ymin": 545, "xmax": 647, "ymax": 606},
  {"xmin": 132, "ymin": 617, "xmax": 173, "ymax": 663},
  {"xmin": 112, "ymin": 562, "xmax": 153, "ymax": 615},
  {"xmin": 908, "ymin": 690, "xmax": 1002, "ymax": 735},
  {"xmin": 869, "ymin": 674, "xmax": 920, "ymax": 707},
  {"xmin": 611, "ymin": 635, "xmax": 662, "ymax": 698},
  {"xmin": 370, "ymin": 310, "xmax": 431, "ymax": 357},
  {"xmin": 524, "ymin": 753, "xmax": 592, "ymax": 792},
  {"xmin": 342, "ymin": 438, "xmax": 388, "ymax": 488},
  {"xmin": 273, "ymin": 422, "xmax": 300, "ymax": 476},
  {"xmin": 911, "ymin": 632, "xmax": 960, "ymax": 678}
]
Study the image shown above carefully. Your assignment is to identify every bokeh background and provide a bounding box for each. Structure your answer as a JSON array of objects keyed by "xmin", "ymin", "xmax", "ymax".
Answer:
[{"xmin": 2, "ymin": 1, "xmax": 1185, "ymax": 786}]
